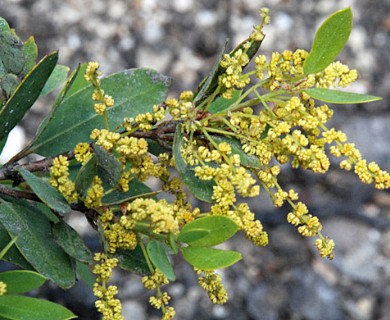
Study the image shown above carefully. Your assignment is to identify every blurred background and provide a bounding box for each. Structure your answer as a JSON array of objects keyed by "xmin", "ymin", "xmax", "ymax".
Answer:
[{"xmin": 1, "ymin": 0, "xmax": 390, "ymax": 319}]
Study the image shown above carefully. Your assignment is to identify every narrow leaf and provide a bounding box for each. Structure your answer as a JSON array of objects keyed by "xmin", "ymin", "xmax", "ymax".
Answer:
[
  {"xmin": 182, "ymin": 246, "xmax": 242, "ymax": 270},
  {"xmin": 0, "ymin": 295, "xmax": 77, "ymax": 320},
  {"xmin": 0, "ymin": 200, "xmax": 75, "ymax": 288},
  {"xmin": 303, "ymin": 7, "xmax": 353, "ymax": 74},
  {"xmin": 178, "ymin": 215, "xmax": 238, "ymax": 247},
  {"xmin": 173, "ymin": 124, "xmax": 215, "ymax": 202},
  {"xmin": 76, "ymin": 261, "xmax": 96, "ymax": 289},
  {"xmin": 304, "ymin": 88, "xmax": 382, "ymax": 104},
  {"xmin": 0, "ymin": 51, "xmax": 58, "ymax": 141},
  {"xmin": 94, "ymin": 144, "xmax": 122, "ymax": 189},
  {"xmin": 147, "ymin": 240, "xmax": 176, "ymax": 281},
  {"xmin": 40, "ymin": 64, "xmax": 70, "ymax": 96},
  {"xmin": 52, "ymin": 222, "xmax": 93, "ymax": 264},
  {"xmin": 29, "ymin": 68, "xmax": 170, "ymax": 156},
  {"xmin": 75, "ymin": 155, "xmax": 98, "ymax": 197},
  {"xmin": 0, "ymin": 270, "xmax": 46, "ymax": 294},
  {"xmin": 102, "ymin": 179, "xmax": 153, "ymax": 205},
  {"xmin": 17, "ymin": 167, "xmax": 71, "ymax": 216}
]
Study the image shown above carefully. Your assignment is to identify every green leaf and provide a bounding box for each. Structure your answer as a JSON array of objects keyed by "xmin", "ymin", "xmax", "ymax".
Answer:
[
  {"xmin": 76, "ymin": 261, "xmax": 96, "ymax": 289},
  {"xmin": 63, "ymin": 63, "xmax": 89, "ymax": 99},
  {"xmin": 0, "ymin": 295, "xmax": 77, "ymax": 320},
  {"xmin": 0, "ymin": 223, "xmax": 33, "ymax": 270},
  {"xmin": 17, "ymin": 167, "xmax": 71, "ymax": 216},
  {"xmin": 0, "ymin": 51, "xmax": 58, "ymax": 142},
  {"xmin": 94, "ymin": 144, "xmax": 122, "ymax": 189},
  {"xmin": 303, "ymin": 7, "xmax": 353, "ymax": 74},
  {"xmin": 40, "ymin": 64, "xmax": 70, "ymax": 96},
  {"xmin": 0, "ymin": 200, "xmax": 75, "ymax": 288},
  {"xmin": 0, "ymin": 30, "xmax": 24, "ymax": 74},
  {"xmin": 176, "ymin": 229, "xmax": 210, "ymax": 244},
  {"xmin": 178, "ymin": 215, "xmax": 238, "ymax": 247},
  {"xmin": 208, "ymin": 90, "xmax": 242, "ymax": 114},
  {"xmin": 173, "ymin": 124, "xmax": 215, "ymax": 202},
  {"xmin": 29, "ymin": 68, "xmax": 171, "ymax": 156},
  {"xmin": 0, "ymin": 73, "xmax": 19, "ymax": 98},
  {"xmin": 304, "ymin": 88, "xmax": 382, "ymax": 104},
  {"xmin": 182, "ymin": 246, "xmax": 242, "ymax": 270},
  {"xmin": 0, "ymin": 17, "xmax": 10, "ymax": 32},
  {"xmin": 116, "ymin": 246, "xmax": 150, "ymax": 276},
  {"xmin": 21, "ymin": 36, "xmax": 38, "ymax": 77},
  {"xmin": 147, "ymin": 240, "xmax": 176, "ymax": 281},
  {"xmin": 102, "ymin": 179, "xmax": 153, "ymax": 205},
  {"xmin": 52, "ymin": 222, "xmax": 93, "ymax": 264},
  {"xmin": 211, "ymin": 135, "xmax": 261, "ymax": 168},
  {"xmin": 0, "ymin": 270, "xmax": 46, "ymax": 294},
  {"xmin": 75, "ymin": 155, "xmax": 98, "ymax": 197}
]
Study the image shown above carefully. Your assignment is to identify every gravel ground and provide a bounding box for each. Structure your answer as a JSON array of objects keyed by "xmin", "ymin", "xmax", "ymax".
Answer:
[{"xmin": 1, "ymin": 0, "xmax": 390, "ymax": 319}]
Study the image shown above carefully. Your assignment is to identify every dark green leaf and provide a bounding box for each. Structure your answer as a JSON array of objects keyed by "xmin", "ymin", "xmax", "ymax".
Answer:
[
  {"xmin": 40, "ymin": 64, "xmax": 70, "ymax": 96},
  {"xmin": 147, "ymin": 240, "xmax": 176, "ymax": 281},
  {"xmin": 17, "ymin": 167, "xmax": 71, "ymax": 216},
  {"xmin": 29, "ymin": 68, "xmax": 171, "ymax": 156},
  {"xmin": 303, "ymin": 7, "xmax": 353, "ymax": 74},
  {"xmin": 211, "ymin": 135, "xmax": 261, "ymax": 168},
  {"xmin": 116, "ymin": 246, "xmax": 150, "ymax": 276},
  {"xmin": 0, "ymin": 135, "xmax": 7, "ymax": 156},
  {"xmin": 0, "ymin": 270, "xmax": 46, "ymax": 294},
  {"xmin": 178, "ymin": 215, "xmax": 238, "ymax": 247},
  {"xmin": 94, "ymin": 144, "xmax": 122, "ymax": 189},
  {"xmin": 0, "ymin": 200, "xmax": 75, "ymax": 288},
  {"xmin": 52, "ymin": 222, "xmax": 93, "ymax": 264},
  {"xmin": 75, "ymin": 155, "xmax": 98, "ymax": 197},
  {"xmin": 21, "ymin": 36, "xmax": 38, "ymax": 77},
  {"xmin": 173, "ymin": 124, "xmax": 215, "ymax": 202},
  {"xmin": 304, "ymin": 88, "xmax": 382, "ymax": 104},
  {"xmin": 102, "ymin": 179, "xmax": 153, "ymax": 205},
  {"xmin": 208, "ymin": 90, "xmax": 242, "ymax": 114},
  {"xmin": 0, "ymin": 223, "xmax": 33, "ymax": 270},
  {"xmin": 182, "ymin": 246, "xmax": 242, "ymax": 270},
  {"xmin": 76, "ymin": 261, "xmax": 96, "ymax": 289},
  {"xmin": 0, "ymin": 51, "xmax": 58, "ymax": 142},
  {"xmin": 0, "ymin": 295, "xmax": 77, "ymax": 320}
]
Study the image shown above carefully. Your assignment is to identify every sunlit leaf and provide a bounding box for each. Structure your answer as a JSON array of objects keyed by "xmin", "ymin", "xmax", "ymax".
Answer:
[
  {"xmin": 178, "ymin": 215, "xmax": 238, "ymax": 247},
  {"xmin": 182, "ymin": 246, "xmax": 242, "ymax": 270},
  {"xmin": 304, "ymin": 88, "xmax": 382, "ymax": 104},
  {"xmin": 303, "ymin": 7, "xmax": 353, "ymax": 74}
]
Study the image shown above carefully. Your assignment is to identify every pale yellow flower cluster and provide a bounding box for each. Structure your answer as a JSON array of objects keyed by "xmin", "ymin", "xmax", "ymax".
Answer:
[
  {"xmin": 195, "ymin": 269, "xmax": 228, "ymax": 304},
  {"xmin": 49, "ymin": 155, "xmax": 77, "ymax": 203}
]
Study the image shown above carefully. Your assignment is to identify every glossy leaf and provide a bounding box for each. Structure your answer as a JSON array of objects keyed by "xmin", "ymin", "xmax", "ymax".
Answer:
[
  {"xmin": 182, "ymin": 246, "xmax": 242, "ymax": 270},
  {"xmin": 102, "ymin": 179, "xmax": 153, "ymax": 205},
  {"xmin": 116, "ymin": 246, "xmax": 150, "ymax": 276},
  {"xmin": 0, "ymin": 200, "xmax": 75, "ymax": 288},
  {"xmin": 0, "ymin": 295, "xmax": 77, "ymax": 320},
  {"xmin": 40, "ymin": 64, "xmax": 70, "ymax": 96},
  {"xmin": 147, "ymin": 240, "xmax": 176, "ymax": 281},
  {"xmin": 29, "ymin": 68, "xmax": 171, "ymax": 156},
  {"xmin": 173, "ymin": 124, "xmax": 215, "ymax": 202},
  {"xmin": 17, "ymin": 166, "xmax": 71, "ymax": 216},
  {"xmin": 178, "ymin": 215, "xmax": 238, "ymax": 247},
  {"xmin": 0, "ymin": 270, "xmax": 46, "ymax": 294},
  {"xmin": 208, "ymin": 90, "xmax": 242, "ymax": 114},
  {"xmin": 0, "ymin": 51, "xmax": 58, "ymax": 142},
  {"xmin": 211, "ymin": 135, "xmax": 261, "ymax": 168},
  {"xmin": 303, "ymin": 7, "xmax": 353, "ymax": 74},
  {"xmin": 304, "ymin": 88, "xmax": 382, "ymax": 104},
  {"xmin": 52, "ymin": 222, "xmax": 93, "ymax": 264},
  {"xmin": 0, "ymin": 223, "xmax": 33, "ymax": 270}
]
